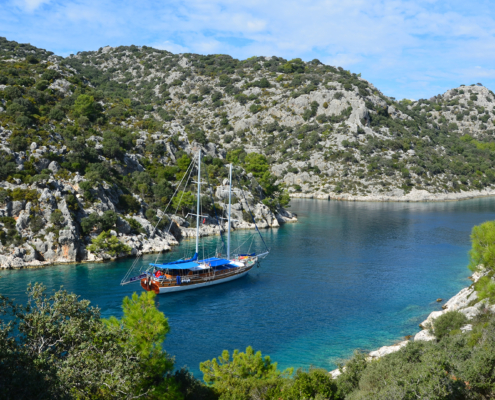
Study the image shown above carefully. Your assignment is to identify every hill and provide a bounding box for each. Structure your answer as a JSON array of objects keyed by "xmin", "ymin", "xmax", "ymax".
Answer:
[
  {"xmin": 2, "ymin": 36, "xmax": 495, "ymax": 266},
  {"xmin": 0, "ymin": 37, "xmax": 295, "ymax": 268}
]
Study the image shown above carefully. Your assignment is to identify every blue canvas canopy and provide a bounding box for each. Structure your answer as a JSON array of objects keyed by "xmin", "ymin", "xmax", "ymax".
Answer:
[
  {"xmin": 151, "ymin": 261, "xmax": 201, "ymax": 270},
  {"xmin": 150, "ymin": 253, "xmax": 199, "ymax": 270},
  {"xmin": 200, "ymin": 257, "xmax": 232, "ymax": 267},
  {"xmin": 150, "ymin": 256, "xmax": 234, "ymax": 270}
]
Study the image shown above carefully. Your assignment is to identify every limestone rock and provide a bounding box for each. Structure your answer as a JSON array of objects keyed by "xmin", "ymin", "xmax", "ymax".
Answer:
[
  {"xmin": 10, "ymin": 200, "xmax": 25, "ymax": 217},
  {"xmin": 414, "ymin": 329, "xmax": 436, "ymax": 342},
  {"xmin": 16, "ymin": 210, "xmax": 30, "ymax": 230},
  {"xmin": 48, "ymin": 79, "xmax": 72, "ymax": 96},
  {"xmin": 368, "ymin": 341, "xmax": 408, "ymax": 359},
  {"xmin": 442, "ymin": 287, "xmax": 478, "ymax": 311},
  {"xmin": 48, "ymin": 161, "xmax": 61, "ymax": 173}
]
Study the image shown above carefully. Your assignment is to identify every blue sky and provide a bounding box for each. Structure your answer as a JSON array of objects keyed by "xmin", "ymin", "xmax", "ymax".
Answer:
[{"xmin": 2, "ymin": 0, "xmax": 495, "ymax": 100}]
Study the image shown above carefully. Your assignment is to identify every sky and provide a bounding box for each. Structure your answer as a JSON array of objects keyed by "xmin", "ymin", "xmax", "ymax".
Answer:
[{"xmin": 1, "ymin": 0, "xmax": 495, "ymax": 100}]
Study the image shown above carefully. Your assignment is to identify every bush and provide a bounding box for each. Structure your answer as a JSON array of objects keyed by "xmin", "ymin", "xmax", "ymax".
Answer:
[
  {"xmin": 469, "ymin": 220, "xmax": 495, "ymax": 272},
  {"xmin": 475, "ymin": 276, "xmax": 495, "ymax": 303},
  {"xmin": 29, "ymin": 215, "xmax": 44, "ymax": 233},
  {"xmin": 11, "ymin": 188, "xmax": 38, "ymax": 202},
  {"xmin": 249, "ymin": 104, "xmax": 262, "ymax": 114},
  {"xmin": 0, "ymin": 285, "xmax": 178, "ymax": 399},
  {"xmin": 119, "ymin": 194, "xmax": 141, "ymax": 214},
  {"xmin": 283, "ymin": 368, "xmax": 338, "ymax": 400},
  {"xmin": 87, "ymin": 230, "xmax": 131, "ymax": 256},
  {"xmin": 124, "ymin": 217, "xmax": 144, "ymax": 234},
  {"xmin": 50, "ymin": 209, "xmax": 65, "ymax": 228},
  {"xmin": 433, "ymin": 311, "xmax": 468, "ymax": 339}
]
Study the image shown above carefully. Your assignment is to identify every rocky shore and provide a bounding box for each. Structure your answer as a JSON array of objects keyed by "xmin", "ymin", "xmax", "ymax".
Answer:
[
  {"xmin": 330, "ymin": 268, "xmax": 490, "ymax": 378},
  {"xmin": 0, "ymin": 178, "xmax": 297, "ymax": 269},
  {"xmin": 291, "ymin": 187, "xmax": 495, "ymax": 202}
]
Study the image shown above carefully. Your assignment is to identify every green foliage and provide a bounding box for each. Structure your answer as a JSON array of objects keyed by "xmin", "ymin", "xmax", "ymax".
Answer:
[
  {"xmin": 249, "ymin": 104, "xmax": 262, "ymax": 114},
  {"xmin": 73, "ymin": 94, "xmax": 96, "ymax": 119},
  {"xmin": 125, "ymin": 217, "xmax": 145, "ymax": 234},
  {"xmin": 226, "ymin": 149, "xmax": 247, "ymax": 165},
  {"xmin": 177, "ymin": 154, "xmax": 192, "ymax": 171},
  {"xmin": 0, "ymin": 216, "xmax": 16, "ymax": 229},
  {"xmin": 243, "ymin": 153, "xmax": 270, "ymax": 178},
  {"xmin": 87, "ymin": 230, "xmax": 131, "ymax": 256},
  {"xmin": 433, "ymin": 310, "xmax": 468, "ymax": 339},
  {"xmin": 49, "ymin": 209, "xmax": 65, "ymax": 227},
  {"xmin": 104, "ymin": 291, "xmax": 177, "ymax": 396},
  {"xmin": 468, "ymin": 220, "xmax": 495, "ymax": 272},
  {"xmin": 0, "ymin": 284, "xmax": 177, "ymax": 399},
  {"xmin": 118, "ymin": 194, "xmax": 141, "ymax": 214},
  {"xmin": 172, "ymin": 191, "xmax": 195, "ymax": 216},
  {"xmin": 10, "ymin": 188, "xmax": 39, "ymax": 202},
  {"xmin": 283, "ymin": 368, "xmax": 338, "ymax": 400},
  {"xmin": 475, "ymin": 276, "xmax": 495, "ymax": 304},
  {"xmin": 200, "ymin": 346, "xmax": 292, "ymax": 396},
  {"xmin": 335, "ymin": 351, "xmax": 368, "ymax": 397}
]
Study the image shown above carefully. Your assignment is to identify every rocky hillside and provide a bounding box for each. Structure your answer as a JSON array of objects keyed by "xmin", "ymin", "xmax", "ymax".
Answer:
[
  {"xmin": 2, "ymin": 36, "xmax": 495, "ymax": 267},
  {"xmin": 63, "ymin": 44, "xmax": 495, "ymax": 200},
  {"xmin": 0, "ymin": 37, "xmax": 296, "ymax": 269}
]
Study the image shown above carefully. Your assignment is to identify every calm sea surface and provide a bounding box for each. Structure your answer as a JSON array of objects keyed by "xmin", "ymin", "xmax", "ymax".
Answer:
[{"xmin": 1, "ymin": 198, "xmax": 495, "ymax": 375}]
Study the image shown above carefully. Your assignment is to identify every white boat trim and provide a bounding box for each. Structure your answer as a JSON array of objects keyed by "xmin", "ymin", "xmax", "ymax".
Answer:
[{"xmin": 156, "ymin": 269, "xmax": 250, "ymax": 293}]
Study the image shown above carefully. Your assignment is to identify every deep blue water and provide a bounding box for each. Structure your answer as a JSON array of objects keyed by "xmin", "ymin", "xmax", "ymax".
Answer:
[{"xmin": 1, "ymin": 198, "xmax": 495, "ymax": 377}]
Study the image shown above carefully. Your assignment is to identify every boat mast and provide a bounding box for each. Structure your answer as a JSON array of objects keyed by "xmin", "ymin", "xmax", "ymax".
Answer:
[
  {"xmin": 196, "ymin": 149, "xmax": 201, "ymax": 255},
  {"xmin": 227, "ymin": 163, "xmax": 232, "ymax": 259}
]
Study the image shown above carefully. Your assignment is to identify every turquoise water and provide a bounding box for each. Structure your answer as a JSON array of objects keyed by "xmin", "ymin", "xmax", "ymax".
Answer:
[{"xmin": 1, "ymin": 198, "xmax": 495, "ymax": 376}]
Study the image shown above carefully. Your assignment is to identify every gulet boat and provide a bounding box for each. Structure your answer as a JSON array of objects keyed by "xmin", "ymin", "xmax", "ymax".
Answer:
[{"xmin": 121, "ymin": 149, "xmax": 269, "ymax": 294}]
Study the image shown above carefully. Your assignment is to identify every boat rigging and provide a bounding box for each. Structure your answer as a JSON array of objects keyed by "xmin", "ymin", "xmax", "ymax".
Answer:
[{"xmin": 120, "ymin": 149, "xmax": 270, "ymax": 294}]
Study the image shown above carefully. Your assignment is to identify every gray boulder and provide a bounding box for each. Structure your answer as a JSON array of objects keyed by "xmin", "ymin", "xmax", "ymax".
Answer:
[
  {"xmin": 10, "ymin": 200, "xmax": 25, "ymax": 217},
  {"xmin": 16, "ymin": 210, "xmax": 30, "ymax": 230},
  {"xmin": 116, "ymin": 217, "xmax": 131, "ymax": 234},
  {"xmin": 48, "ymin": 161, "xmax": 61, "ymax": 173}
]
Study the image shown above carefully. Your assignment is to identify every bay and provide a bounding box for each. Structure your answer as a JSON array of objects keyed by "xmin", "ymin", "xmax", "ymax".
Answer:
[{"xmin": 1, "ymin": 198, "xmax": 495, "ymax": 376}]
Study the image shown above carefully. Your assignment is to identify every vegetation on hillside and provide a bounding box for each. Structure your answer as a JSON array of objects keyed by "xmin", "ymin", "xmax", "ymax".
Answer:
[{"xmin": 61, "ymin": 43, "xmax": 495, "ymax": 197}]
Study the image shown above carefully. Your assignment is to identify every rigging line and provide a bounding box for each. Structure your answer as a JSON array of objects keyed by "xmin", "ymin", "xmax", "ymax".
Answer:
[
  {"xmin": 158, "ymin": 156, "xmax": 196, "ymax": 235},
  {"xmin": 152, "ymin": 157, "xmax": 196, "ymax": 264},
  {"xmin": 122, "ymin": 157, "xmax": 196, "ymax": 284},
  {"xmin": 233, "ymin": 168, "xmax": 270, "ymax": 254},
  {"xmin": 204, "ymin": 158, "xmax": 226, "ymax": 255}
]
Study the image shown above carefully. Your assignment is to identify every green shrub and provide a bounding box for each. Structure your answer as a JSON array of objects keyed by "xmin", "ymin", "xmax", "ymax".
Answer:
[
  {"xmin": 87, "ymin": 230, "xmax": 131, "ymax": 256},
  {"xmin": 50, "ymin": 209, "xmax": 65, "ymax": 228},
  {"xmin": 335, "ymin": 351, "xmax": 368, "ymax": 397},
  {"xmin": 29, "ymin": 215, "xmax": 44, "ymax": 233},
  {"xmin": 200, "ymin": 346, "xmax": 292, "ymax": 399},
  {"xmin": 0, "ymin": 216, "xmax": 16, "ymax": 229},
  {"xmin": 283, "ymin": 368, "xmax": 338, "ymax": 400},
  {"xmin": 475, "ymin": 276, "xmax": 495, "ymax": 303},
  {"xmin": 0, "ymin": 189, "xmax": 10, "ymax": 205},
  {"xmin": 433, "ymin": 311, "xmax": 468, "ymax": 339},
  {"xmin": 249, "ymin": 104, "xmax": 262, "ymax": 114},
  {"xmin": 124, "ymin": 217, "xmax": 144, "ymax": 234},
  {"xmin": 10, "ymin": 188, "xmax": 39, "ymax": 202}
]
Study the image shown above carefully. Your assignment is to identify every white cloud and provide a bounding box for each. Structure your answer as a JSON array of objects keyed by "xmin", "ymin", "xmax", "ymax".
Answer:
[
  {"xmin": 14, "ymin": 0, "xmax": 50, "ymax": 12},
  {"xmin": 3, "ymin": 0, "xmax": 495, "ymax": 98}
]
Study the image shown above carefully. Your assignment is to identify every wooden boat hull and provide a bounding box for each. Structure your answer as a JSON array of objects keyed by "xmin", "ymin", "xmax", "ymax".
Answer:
[{"xmin": 140, "ymin": 264, "xmax": 254, "ymax": 294}]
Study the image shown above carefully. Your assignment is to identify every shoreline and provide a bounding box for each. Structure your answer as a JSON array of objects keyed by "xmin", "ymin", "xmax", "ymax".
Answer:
[
  {"xmin": 1, "ymin": 216, "xmax": 298, "ymax": 270},
  {"xmin": 330, "ymin": 269, "xmax": 488, "ymax": 378},
  {"xmin": 290, "ymin": 187, "xmax": 495, "ymax": 202}
]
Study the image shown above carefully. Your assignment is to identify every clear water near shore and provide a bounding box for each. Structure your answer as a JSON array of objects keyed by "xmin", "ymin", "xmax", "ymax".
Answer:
[{"xmin": 1, "ymin": 198, "xmax": 495, "ymax": 376}]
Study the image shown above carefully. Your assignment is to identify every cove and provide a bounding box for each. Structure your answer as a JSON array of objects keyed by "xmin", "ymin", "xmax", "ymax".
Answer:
[{"xmin": 1, "ymin": 198, "xmax": 495, "ymax": 376}]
